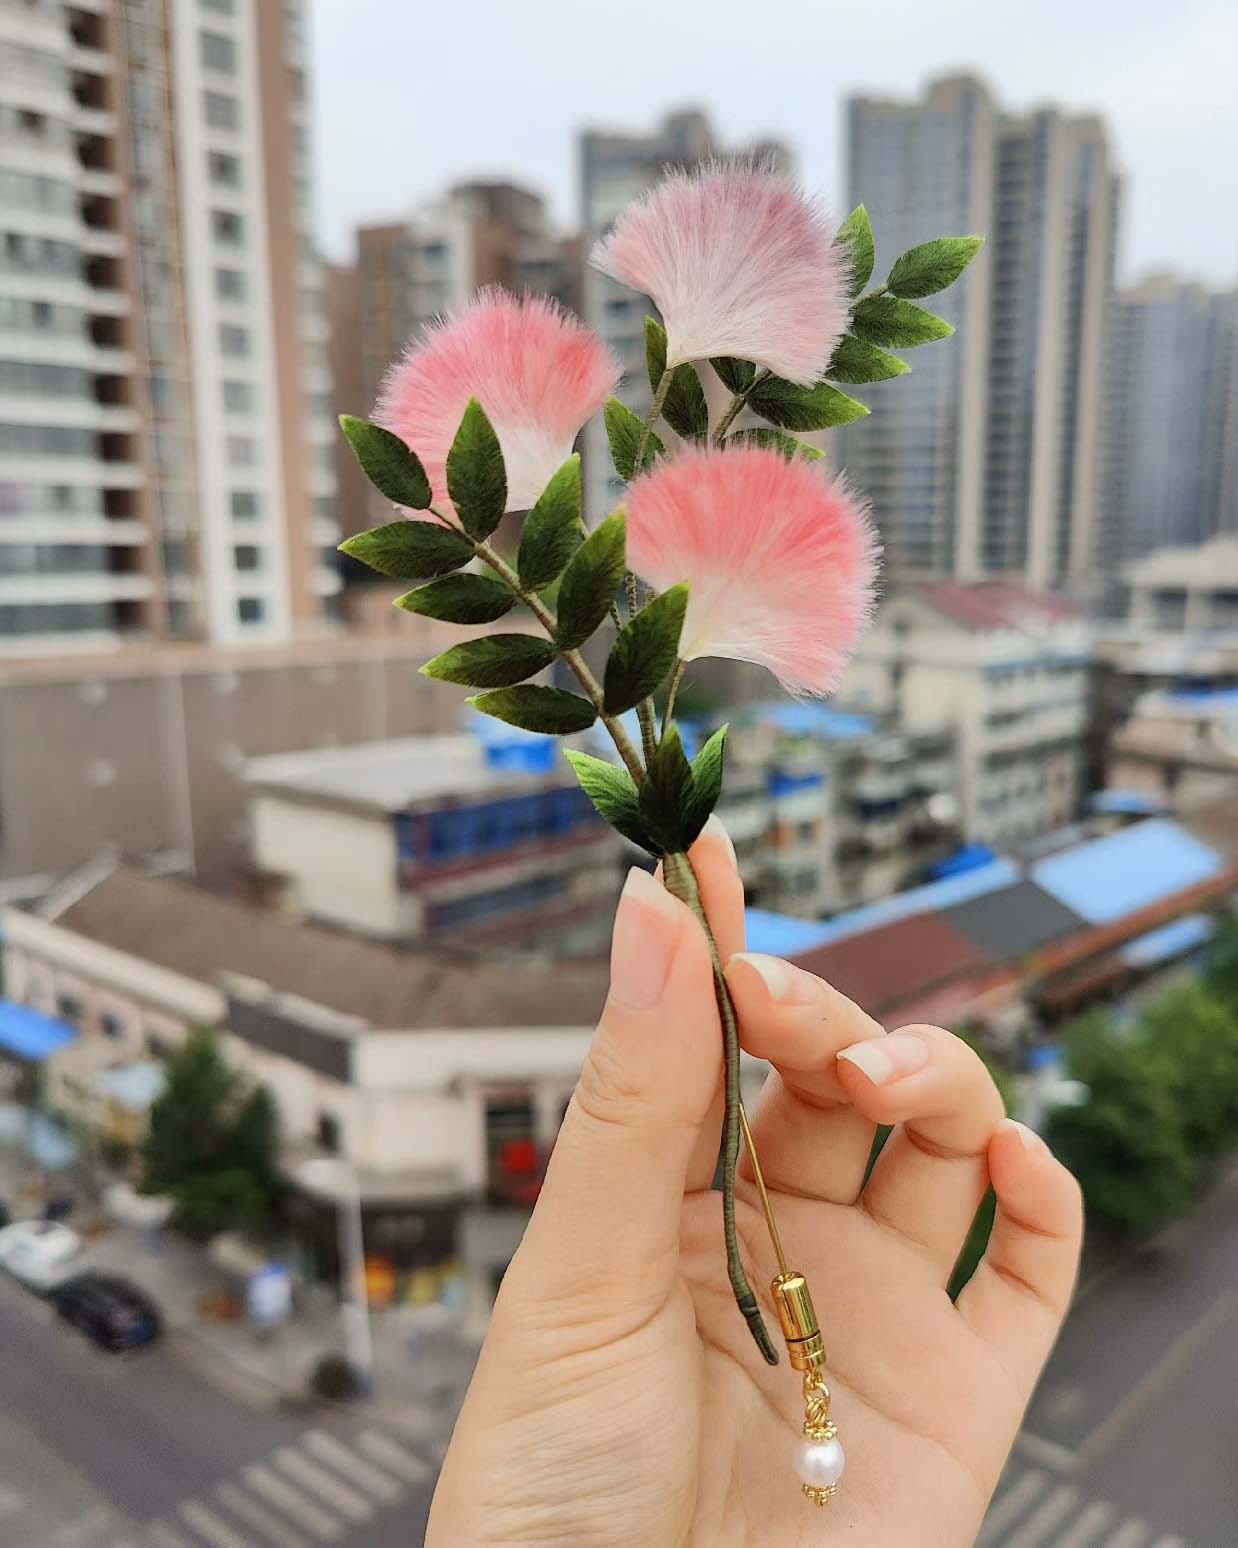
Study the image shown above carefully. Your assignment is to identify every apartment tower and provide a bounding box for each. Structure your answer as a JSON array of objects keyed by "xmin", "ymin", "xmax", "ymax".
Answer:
[{"xmin": 0, "ymin": 0, "xmax": 339, "ymax": 654}]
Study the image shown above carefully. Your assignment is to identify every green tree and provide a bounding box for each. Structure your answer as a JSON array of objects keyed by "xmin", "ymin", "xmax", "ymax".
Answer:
[
  {"xmin": 1138, "ymin": 979, "xmax": 1238, "ymax": 1158},
  {"xmin": 1048, "ymin": 1007, "xmax": 1200, "ymax": 1232},
  {"xmin": 142, "ymin": 1028, "xmax": 280, "ymax": 1241}
]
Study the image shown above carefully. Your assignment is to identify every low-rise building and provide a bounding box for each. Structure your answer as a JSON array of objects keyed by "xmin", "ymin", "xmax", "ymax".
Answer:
[
  {"xmin": 0, "ymin": 865, "xmax": 610, "ymax": 1330},
  {"xmin": 1103, "ymin": 688, "xmax": 1238, "ymax": 815},
  {"xmin": 846, "ymin": 582, "xmax": 1090, "ymax": 848},
  {"xmin": 246, "ymin": 733, "xmax": 624, "ymax": 957}
]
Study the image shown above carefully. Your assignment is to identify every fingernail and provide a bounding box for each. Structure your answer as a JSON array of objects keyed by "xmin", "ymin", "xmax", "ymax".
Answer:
[
  {"xmin": 729, "ymin": 952, "xmax": 816, "ymax": 1006},
  {"xmin": 702, "ymin": 813, "xmax": 737, "ymax": 869},
  {"xmin": 1001, "ymin": 1118, "xmax": 1046, "ymax": 1154},
  {"xmin": 610, "ymin": 867, "xmax": 681, "ymax": 1011},
  {"xmin": 838, "ymin": 1031, "xmax": 930, "ymax": 1086}
]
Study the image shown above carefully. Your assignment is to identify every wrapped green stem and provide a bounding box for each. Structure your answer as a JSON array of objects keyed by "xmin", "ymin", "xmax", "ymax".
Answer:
[{"xmin": 662, "ymin": 850, "xmax": 779, "ymax": 1366}]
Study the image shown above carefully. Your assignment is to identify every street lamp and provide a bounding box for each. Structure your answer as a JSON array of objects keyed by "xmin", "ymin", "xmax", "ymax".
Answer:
[{"xmin": 296, "ymin": 1155, "xmax": 374, "ymax": 1397}]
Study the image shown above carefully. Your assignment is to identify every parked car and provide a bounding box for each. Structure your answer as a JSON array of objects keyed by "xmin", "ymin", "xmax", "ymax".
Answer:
[
  {"xmin": 51, "ymin": 1273, "xmax": 162, "ymax": 1352},
  {"xmin": 0, "ymin": 1219, "xmax": 82, "ymax": 1291}
]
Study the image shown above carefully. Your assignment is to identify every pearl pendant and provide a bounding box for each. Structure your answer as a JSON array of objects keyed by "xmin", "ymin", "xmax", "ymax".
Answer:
[{"xmin": 797, "ymin": 1435, "xmax": 845, "ymax": 1491}]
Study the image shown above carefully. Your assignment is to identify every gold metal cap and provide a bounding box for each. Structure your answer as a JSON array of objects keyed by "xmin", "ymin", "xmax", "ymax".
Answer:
[{"xmin": 771, "ymin": 1271, "xmax": 826, "ymax": 1370}]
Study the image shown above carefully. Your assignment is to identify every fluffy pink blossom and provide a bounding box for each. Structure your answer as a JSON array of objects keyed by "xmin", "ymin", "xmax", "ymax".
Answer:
[
  {"xmin": 377, "ymin": 288, "xmax": 619, "ymax": 513},
  {"xmin": 626, "ymin": 445, "xmax": 878, "ymax": 696},
  {"xmin": 590, "ymin": 164, "xmax": 848, "ymax": 387}
]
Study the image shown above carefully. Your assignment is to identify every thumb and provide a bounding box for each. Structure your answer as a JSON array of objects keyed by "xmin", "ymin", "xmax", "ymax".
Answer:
[{"xmin": 512, "ymin": 866, "xmax": 720, "ymax": 1321}]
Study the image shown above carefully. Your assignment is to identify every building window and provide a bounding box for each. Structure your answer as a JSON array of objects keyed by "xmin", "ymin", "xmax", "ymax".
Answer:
[
  {"xmin": 57, "ymin": 993, "xmax": 83, "ymax": 1024},
  {"xmin": 219, "ymin": 323, "xmax": 248, "ymax": 356},
  {"xmin": 236, "ymin": 596, "xmax": 265, "ymax": 624},
  {"xmin": 100, "ymin": 1011, "xmax": 125, "ymax": 1040},
  {"xmin": 207, "ymin": 150, "xmax": 241, "ymax": 188},
  {"xmin": 230, "ymin": 489, "xmax": 259, "ymax": 519},
  {"xmin": 233, "ymin": 543, "xmax": 261, "ymax": 571},
  {"xmin": 226, "ymin": 433, "xmax": 255, "ymax": 467},
  {"xmin": 200, "ymin": 0, "xmax": 234, "ymax": 12},
  {"xmin": 316, "ymin": 1111, "xmax": 340, "ymax": 1153},
  {"xmin": 211, "ymin": 208, "xmax": 244, "ymax": 246},
  {"xmin": 221, "ymin": 378, "xmax": 253, "ymax": 412},
  {"xmin": 199, "ymin": 30, "xmax": 236, "ymax": 73},
  {"xmin": 203, "ymin": 90, "xmax": 239, "ymax": 130},
  {"xmin": 214, "ymin": 265, "xmax": 246, "ymax": 302}
]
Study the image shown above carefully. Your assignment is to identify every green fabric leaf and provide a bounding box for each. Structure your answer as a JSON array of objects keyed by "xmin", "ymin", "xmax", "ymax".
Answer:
[
  {"xmin": 748, "ymin": 376, "xmax": 870, "ymax": 431},
  {"xmin": 603, "ymin": 583, "xmax": 688, "ymax": 714},
  {"xmin": 445, "ymin": 397, "xmax": 507, "ymax": 539},
  {"xmin": 886, "ymin": 236, "xmax": 984, "ymax": 299},
  {"xmin": 826, "ymin": 334, "xmax": 911, "ymax": 384},
  {"xmin": 339, "ymin": 416, "xmax": 433, "ymax": 510},
  {"xmin": 638, "ymin": 725, "xmax": 695, "ymax": 856},
  {"xmin": 711, "ymin": 357, "xmax": 757, "ymax": 394},
  {"xmin": 468, "ymin": 685, "xmax": 597, "ymax": 735},
  {"xmin": 645, "ymin": 317, "xmax": 708, "ymax": 442},
  {"xmin": 338, "ymin": 520, "xmax": 473, "ymax": 580},
  {"xmin": 556, "ymin": 510, "xmax": 626, "ymax": 650},
  {"xmin": 834, "ymin": 205, "xmax": 875, "ymax": 298},
  {"xmin": 850, "ymin": 294, "xmax": 954, "ymax": 348},
  {"xmin": 421, "ymin": 633, "xmax": 555, "ymax": 688},
  {"xmin": 605, "ymin": 397, "xmax": 664, "ymax": 480},
  {"xmin": 563, "ymin": 750, "xmax": 651, "ymax": 851},
  {"xmin": 517, "ymin": 454, "xmax": 582, "ymax": 590},
  {"xmin": 728, "ymin": 427, "xmax": 824, "ymax": 461},
  {"xmin": 681, "ymin": 724, "xmax": 729, "ymax": 847},
  {"xmin": 394, "ymin": 573, "xmax": 514, "ymax": 624}
]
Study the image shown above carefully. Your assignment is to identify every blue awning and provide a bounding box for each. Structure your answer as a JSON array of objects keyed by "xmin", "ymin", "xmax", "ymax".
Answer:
[
  {"xmin": 0, "ymin": 1002, "xmax": 77, "ymax": 1061},
  {"xmin": 1120, "ymin": 914, "xmax": 1216, "ymax": 969},
  {"xmin": 1089, "ymin": 789, "xmax": 1163, "ymax": 816},
  {"xmin": 744, "ymin": 909, "xmax": 837, "ymax": 957}
]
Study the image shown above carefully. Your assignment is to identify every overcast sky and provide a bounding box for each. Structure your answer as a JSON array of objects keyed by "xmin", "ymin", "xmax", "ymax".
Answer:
[{"xmin": 310, "ymin": 0, "xmax": 1237, "ymax": 286}]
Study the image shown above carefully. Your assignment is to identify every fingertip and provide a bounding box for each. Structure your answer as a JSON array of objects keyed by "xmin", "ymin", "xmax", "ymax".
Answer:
[{"xmin": 989, "ymin": 1119, "xmax": 1084, "ymax": 1229}]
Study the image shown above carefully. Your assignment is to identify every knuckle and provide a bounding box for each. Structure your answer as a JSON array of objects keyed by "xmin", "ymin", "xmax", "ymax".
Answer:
[{"xmin": 573, "ymin": 1033, "xmax": 658, "ymax": 1132}]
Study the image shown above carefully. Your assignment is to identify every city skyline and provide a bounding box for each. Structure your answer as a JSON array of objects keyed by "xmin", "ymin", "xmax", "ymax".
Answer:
[{"xmin": 309, "ymin": 0, "xmax": 1238, "ymax": 285}]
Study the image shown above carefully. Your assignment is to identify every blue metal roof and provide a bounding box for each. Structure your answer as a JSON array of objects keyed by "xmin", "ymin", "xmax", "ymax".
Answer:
[
  {"xmin": 1031, "ymin": 819, "xmax": 1222, "ymax": 925},
  {"xmin": 927, "ymin": 843, "xmax": 998, "ymax": 880},
  {"xmin": 773, "ymin": 856, "xmax": 1020, "ymax": 953},
  {"xmin": 1120, "ymin": 914, "xmax": 1216, "ymax": 968},
  {"xmin": 1168, "ymin": 687, "xmax": 1238, "ymax": 708},
  {"xmin": 744, "ymin": 909, "xmax": 837, "ymax": 957},
  {"xmin": 744, "ymin": 701, "xmax": 874, "ymax": 740},
  {"xmin": 0, "ymin": 1002, "xmax": 77, "ymax": 1061}
]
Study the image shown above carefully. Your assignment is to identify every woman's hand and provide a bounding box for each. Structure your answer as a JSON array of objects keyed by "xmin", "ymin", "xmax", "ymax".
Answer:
[{"xmin": 425, "ymin": 822, "xmax": 1083, "ymax": 1547}]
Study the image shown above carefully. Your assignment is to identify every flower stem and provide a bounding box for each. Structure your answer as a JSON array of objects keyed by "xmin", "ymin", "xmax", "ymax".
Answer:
[
  {"xmin": 712, "ymin": 368, "xmax": 771, "ymax": 446},
  {"xmin": 468, "ymin": 534, "xmax": 647, "ymax": 784},
  {"xmin": 628, "ymin": 368, "xmax": 673, "ymax": 760},
  {"xmin": 661, "ymin": 850, "xmax": 779, "ymax": 1367},
  {"xmin": 662, "ymin": 659, "xmax": 686, "ymax": 736}
]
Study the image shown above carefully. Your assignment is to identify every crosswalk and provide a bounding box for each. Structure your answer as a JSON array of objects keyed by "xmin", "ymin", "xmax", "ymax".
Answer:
[
  {"xmin": 140, "ymin": 1422, "xmax": 433, "ymax": 1548},
  {"xmin": 977, "ymin": 1465, "xmax": 1192, "ymax": 1548}
]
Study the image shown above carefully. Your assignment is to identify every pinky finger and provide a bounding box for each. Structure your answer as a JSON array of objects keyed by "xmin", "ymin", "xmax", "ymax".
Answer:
[{"xmin": 956, "ymin": 1119, "xmax": 1083, "ymax": 1389}]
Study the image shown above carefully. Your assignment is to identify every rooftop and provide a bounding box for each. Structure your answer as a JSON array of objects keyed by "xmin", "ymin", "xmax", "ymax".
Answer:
[
  {"xmin": 911, "ymin": 580, "xmax": 1082, "ymax": 633},
  {"xmin": 245, "ymin": 733, "xmax": 574, "ymax": 814},
  {"xmin": 51, "ymin": 869, "xmax": 608, "ymax": 1031}
]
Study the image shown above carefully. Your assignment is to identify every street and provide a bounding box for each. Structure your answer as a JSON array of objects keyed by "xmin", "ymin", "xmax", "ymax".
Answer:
[
  {"xmin": 0, "ymin": 1274, "xmax": 436, "ymax": 1548},
  {"xmin": 978, "ymin": 1165, "xmax": 1238, "ymax": 1546}
]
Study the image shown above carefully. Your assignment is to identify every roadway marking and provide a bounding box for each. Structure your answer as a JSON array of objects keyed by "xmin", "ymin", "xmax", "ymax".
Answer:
[
  {"xmin": 1002, "ymin": 1484, "xmax": 1079, "ymax": 1547},
  {"xmin": 1099, "ymin": 1523, "xmax": 1149, "ymax": 1547},
  {"xmin": 355, "ymin": 1428, "xmax": 432, "ymax": 1483},
  {"xmin": 1077, "ymin": 1290, "xmax": 1238, "ymax": 1465},
  {"xmin": 147, "ymin": 1524, "xmax": 196, "ymax": 1548},
  {"xmin": 301, "ymin": 1432, "xmax": 403, "ymax": 1502},
  {"xmin": 1054, "ymin": 1500, "xmax": 1117, "ymax": 1547},
  {"xmin": 215, "ymin": 1483, "xmax": 313, "ymax": 1548},
  {"xmin": 977, "ymin": 1470, "xmax": 1049, "ymax": 1546},
  {"xmin": 178, "ymin": 1500, "xmax": 256, "ymax": 1548},
  {"xmin": 270, "ymin": 1450, "xmax": 372, "ymax": 1522},
  {"xmin": 242, "ymin": 1468, "xmax": 339, "ymax": 1540}
]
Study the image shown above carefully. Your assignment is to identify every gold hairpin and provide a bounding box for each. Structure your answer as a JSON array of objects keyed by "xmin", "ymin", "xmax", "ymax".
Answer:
[{"xmin": 738, "ymin": 1103, "xmax": 845, "ymax": 1504}]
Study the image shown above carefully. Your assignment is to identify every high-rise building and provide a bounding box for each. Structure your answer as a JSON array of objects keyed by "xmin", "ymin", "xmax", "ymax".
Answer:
[
  {"xmin": 339, "ymin": 180, "xmax": 581, "ymax": 531},
  {"xmin": 1099, "ymin": 275, "xmax": 1238, "ymax": 573},
  {"xmin": 838, "ymin": 75, "xmax": 1119, "ymax": 591},
  {"xmin": 0, "ymin": 0, "xmax": 339, "ymax": 655},
  {"xmin": 578, "ymin": 108, "xmax": 793, "ymax": 521}
]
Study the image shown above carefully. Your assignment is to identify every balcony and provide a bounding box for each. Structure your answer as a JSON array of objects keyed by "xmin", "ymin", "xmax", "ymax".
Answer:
[
  {"xmin": 0, "ymin": 572, "xmax": 154, "ymax": 606},
  {"xmin": 0, "ymin": 517, "xmax": 147, "ymax": 546}
]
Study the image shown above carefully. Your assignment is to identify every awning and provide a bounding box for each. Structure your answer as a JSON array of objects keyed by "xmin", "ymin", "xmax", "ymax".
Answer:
[
  {"xmin": 927, "ymin": 843, "xmax": 998, "ymax": 880},
  {"xmin": 0, "ymin": 1002, "xmax": 77, "ymax": 1061}
]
